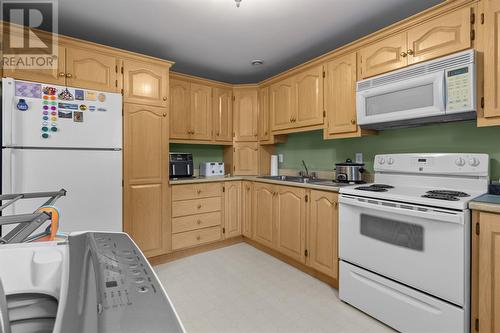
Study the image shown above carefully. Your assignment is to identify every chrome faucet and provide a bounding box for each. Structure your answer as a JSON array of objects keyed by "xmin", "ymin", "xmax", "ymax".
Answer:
[{"xmin": 301, "ymin": 160, "xmax": 310, "ymax": 178}]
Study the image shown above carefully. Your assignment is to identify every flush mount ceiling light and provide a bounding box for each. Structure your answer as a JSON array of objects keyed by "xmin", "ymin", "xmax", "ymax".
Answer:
[
  {"xmin": 251, "ymin": 60, "xmax": 264, "ymax": 66},
  {"xmin": 235, "ymin": 0, "xmax": 242, "ymax": 8}
]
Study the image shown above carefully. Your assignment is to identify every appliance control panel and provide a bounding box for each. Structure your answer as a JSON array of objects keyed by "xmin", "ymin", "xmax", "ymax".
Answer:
[
  {"xmin": 445, "ymin": 64, "xmax": 474, "ymax": 112},
  {"xmin": 374, "ymin": 153, "xmax": 489, "ymax": 176}
]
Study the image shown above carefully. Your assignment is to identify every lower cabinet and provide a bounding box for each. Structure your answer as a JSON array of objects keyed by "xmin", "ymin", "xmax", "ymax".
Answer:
[
  {"xmin": 252, "ymin": 182, "xmax": 275, "ymax": 248},
  {"xmin": 242, "ymin": 181, "xmax": 253, "ymax": 238},
  {"xmin": 471, "ymin": 210, "xmax": 500, "ymax": 333},
  {"xmin": 224, "ymin": 181, "xmax": 242, "ymax": 238},
  {"xmin": 307, "ymin": 190, "xmax": 339, "ymax": 279}
]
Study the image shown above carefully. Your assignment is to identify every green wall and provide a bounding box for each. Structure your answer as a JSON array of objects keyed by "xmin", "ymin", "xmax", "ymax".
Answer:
[
  {"xmin": 275, "ymin": 121, "xmax": 500, "ymax": 181},
  {"xmin": 170, "ymin": 144, "xmax": 224, "ymax": 169}
]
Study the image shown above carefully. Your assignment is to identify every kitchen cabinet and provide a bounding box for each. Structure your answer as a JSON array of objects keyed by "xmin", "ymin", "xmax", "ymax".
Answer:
[
  {"xmin": 324, "ymin": 52, "xmax": 358, "ymax": 136},
  {"xmin": 124, "ymin": 103, "xmax": 169, "ymax": 258},
  {"xmin": 308, "ymin": 191, "xmax": 338, "ymax": 279},
  {"xmin": 213, "ymin": 88, "xmax": 233, "ymax": 142},
  {"xmin": 270, "ymin": 78, "xmax": 294, "ymax": 131},
  {"xmin": 258, "ymin": 87, "xmax": 271, "ymax": 143},
  {"xmin": 479, "ymin": 0, "xmax": 500, "ymax": 126},
  {"xmin": 123, "ymin": 59, "xmax": 169, "ymax": 107},
  {"xmin": 224, "ymin": 181, "xmax": 242, "ymax": 238},
  {"xmin": 242, "ymin": 181, "xmax": 253, "ymax": 238},
  {"xmin": 169, "ymin": 79, "xmax": 191, "ymax": 139},
  {"xmin": 293, "ymin": 66, "xmax": 324, "ymax": 128},
  {"xmin": 274, "ymin": 186, "xmax": 306, "ymax": 263},
  {"xmin": 252, "ymin": 182, "xmax": 275, "ymax": 248},
  {"xmin": 190, "ymin": 83, "xmax": 212, "ymax": 140},
  {"xmin": 65, "ymin": 47, "xmax": 119, "ymax": 92},
  {"xmin": 233, "ymin": 88, "xmax": 259, "ymax": 141},
  {"xmin": 359, "ymin": 7, "xmax": 472, "ymax": 79},
  {"xmin": 471, "ymin": 211, "xmax": 500, "ymax": 333},
  {"xmin": 232, "ymin": 142, "xmax": 259, "ymax": 175}
]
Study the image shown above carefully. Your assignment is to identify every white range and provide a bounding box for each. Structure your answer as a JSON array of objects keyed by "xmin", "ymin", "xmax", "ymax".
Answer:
[{"xmin": 339, "ymin": 153, "xmax": 489, "ymax": 333}]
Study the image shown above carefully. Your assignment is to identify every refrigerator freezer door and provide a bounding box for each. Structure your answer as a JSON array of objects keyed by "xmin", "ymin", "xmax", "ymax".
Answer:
[
  {"xmin": 2, "ymin": 78, "xmax": 122, "ymax": 149},
  {"xmin": 2, "ymin": 148, "xmax": 122, "ymax": 233}
]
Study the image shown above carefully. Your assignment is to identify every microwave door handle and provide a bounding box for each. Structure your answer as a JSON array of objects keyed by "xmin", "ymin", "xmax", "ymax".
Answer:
[
  {"xmin": 339, "ymin": 195, "xmax": 463, "ymax": 224},
  {"xmin": 187, "ymin": 164, "xmax": 190, "ymax": 175},
  {"xmin": 172, "ymin": 164, "xmax": 175, "ymax": 175}
]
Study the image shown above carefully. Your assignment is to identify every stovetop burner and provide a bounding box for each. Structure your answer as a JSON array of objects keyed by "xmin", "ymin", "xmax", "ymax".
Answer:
[
  {"xmin": 422, "ymin": 193, "xmax": 461, "ymax": 201},
  {"xmin": 426, "ymin": 190, "xmax": 470, "ymax": 197},
  {"xmin": 355, "ymin": 184, "xmax": 394, "ymax": 192}
]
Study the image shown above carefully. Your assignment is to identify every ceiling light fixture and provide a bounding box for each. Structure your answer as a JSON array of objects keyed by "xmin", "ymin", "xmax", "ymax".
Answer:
[
  {"xmin": 251, "ymin": 60, "xmax": 264, "ymax": 66},
  {"xmin": 235, "ymin": 0, "xmax": 242, "ymax": 8}
]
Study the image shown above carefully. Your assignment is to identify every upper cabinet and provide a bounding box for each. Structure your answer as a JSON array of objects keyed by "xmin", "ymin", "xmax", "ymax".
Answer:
[
  {"xmin": 170, "ymin": 79, "xmax": 191, "ymax": 140},
  {"xmin": 359, "ymin": 7, "xmax": 472, "ymax": 79},
  {"xmin": 213, "ymin": 88, "xmax": 233, "ymax": 143},
  {"xmin": 270, "ymin": 78, "xmax": 295, "ymax": 131},
  {"xmin": 190, "ymin": 83, "xmax": 212, "ymax": 140},
  {"xmin": 123, "ymin": 59, "xmax": 169, "ymax": 107},
  {"xmin": 65, "ymin": 47, "xmax": 119, "ymax": 92},
  {"xmin": 258, "ymin": 86, "xmax": 271, "ymax": 143},
  {"xmin": 233, "ymin": 88, "xmax": 258, "ymax": 142}
]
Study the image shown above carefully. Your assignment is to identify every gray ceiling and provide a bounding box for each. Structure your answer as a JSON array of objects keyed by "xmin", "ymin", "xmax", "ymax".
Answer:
[{"xmin": 58, "ymin": 0, "xmax": 442, "ymax": 84}]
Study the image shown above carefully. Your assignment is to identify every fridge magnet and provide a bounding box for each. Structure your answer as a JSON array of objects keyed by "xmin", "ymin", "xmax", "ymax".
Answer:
[
  {"xmin": 58, "ymin": 88, "xmax": 74, "ymax": 101},
  {"xmin": 85, "ymin": 91, "xmax": 97, "ymax": 101},
  {"xmin": 79, "ymin": 104, "xmax": 88, "ymax": 111},
  {"xmin": 89, "ymin": 106, "xmax": 96, "ymax": 112},
  {"xmin": 42, "ymin": 86, "xmax": 56, "ymax": 96},
  {"xmin": 58, "ymin": 111, "xmax": 72, "ymax": 119},
  {"xmin": 98, "ymin": 93, "xmax": 106, "ymax": 102},
  {"xmin": 16, "ymin": 99, "xmax": 29, "ymax": 111},
  {"xmin": 73, "ymin": 111, "xmax": 84, "ymax": 122},
  {"xmin": 58, "ymin": 102, "xmax": 78, "ymax": 110},
  {"xmin": 97, "ymin": 107, "xmax": 107, "ymax": 112},
  {"xmin": 15, "ymin": 81, "xmax": 42, "ymax": 98},
  {"xmin": 75, "ymin": 89, "xmax": 84, "ymax": 100}
]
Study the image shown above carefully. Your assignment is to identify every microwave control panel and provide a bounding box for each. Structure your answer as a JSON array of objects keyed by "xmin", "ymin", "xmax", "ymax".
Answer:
[{"xmin": 445, "ymin": 65, "xmax": 473, "ymax": 112}]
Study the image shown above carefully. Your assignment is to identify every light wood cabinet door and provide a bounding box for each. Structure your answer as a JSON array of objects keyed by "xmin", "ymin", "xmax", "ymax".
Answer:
[
  {"xmin": 124, "ymin": 103, "xmax": 169, "ymax": 257},
  {"xmin": 190, "ymin": 83, "xmax": 212, "ymax": 140},
  {"xmin": 169, "ymin": 79, "xmax": 191, "ymax": 139},
  {"xmin": 275, "ymin": 186, "xmax": 306, "ymax": 263},
  {"xmin": 293, "ymin": 65, "xmax": 324, "ymax": 128},
  {"xmin": 242, "ymin": 181, "xmax": 253, "ymax": 238},
  {"xmin": 325, "ymin": 52, "xmax": 358, "ymax": 135},
  {"xmin": 406, "ymin": 7, "xmax": 471, "ymax": 65},
  {"xmin": 123, "ymin": 59, "xmax": 169, "ymax": 107},
  {"xmin": 65, "ymin": 47, "xmax": 119, "ymax": 92},
  {"xmin": 476, "ymin": 212, "xmax": 500, "ymax": 333},
  {"xmin": 308, "ymin": 191, "xmax": 338, "ymax": 279},
  {"xmin": 270, "ymin": 78, "xmax": 294, "ymax": 131},
  {"xmin": 359, "ymin": 33, "xmax": 408, "ymax": 79},
  {"xmin": 3, "ymin": 45, "xmax": 66, "ymax": 85},
  {"xmin": 233, "ymin": 142, "xmax": 259, "ymax": 176},
  {"xmin": 224, "ymin": 181, "xmax": 242, "ymax": 238},
  {"xmin": 482, "ymin": 0, "xmax": 500, "ymax": 120},
  {"xmin": 252, "ymin": 182, "xmax": 275, "ymax": 248},
  {"xmin": 233, "ymin": 89, "xmax": 258, "ymax": 141},
  {"xmin": 258, "ymin": 87, "xmax": 271, "ymax": 142},
  {"xmin": 213, "ymin": 88, "xmax": 233, "ymax": 142}
]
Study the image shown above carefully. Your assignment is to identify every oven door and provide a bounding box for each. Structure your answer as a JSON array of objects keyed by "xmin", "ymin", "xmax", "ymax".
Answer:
[
  {"xmin": 356, "ymin": 71, "xmax": 445, "ymax": 126},
  {"xmin": 339, "ymin": 194, "xmax": 468, "ymax": 306}
]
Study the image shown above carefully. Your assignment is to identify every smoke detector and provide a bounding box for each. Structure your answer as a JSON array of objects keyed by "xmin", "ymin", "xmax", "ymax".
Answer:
[
  {"xmin": 251, "ymin": 60, "xmax": 264, "ymax": 66},
  {"xmin": 235, "ymin": 0, "xmax": 242, "ymax": 8}
]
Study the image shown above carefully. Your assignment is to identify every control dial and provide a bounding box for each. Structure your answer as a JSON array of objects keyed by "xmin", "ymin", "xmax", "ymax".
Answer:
[
  {"xmin": 469, "ymin": 157, "xmax": 480, "ymax": 167},
  {"xmin": 378, "ymin": 157, "xmax": 386, "ymax": 165},
  {"xmin": 387, "ymin": 157, "xmax": 394, "ymax": 165},
  {"xmin": 455, "ymin": 157, "xmax": 466, "ymax": 167}
]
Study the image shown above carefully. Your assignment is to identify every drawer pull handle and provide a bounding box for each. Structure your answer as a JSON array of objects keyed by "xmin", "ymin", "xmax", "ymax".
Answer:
[{"xmin": 197, "ymin": 204, "xmax": 202, "ymax": 209}]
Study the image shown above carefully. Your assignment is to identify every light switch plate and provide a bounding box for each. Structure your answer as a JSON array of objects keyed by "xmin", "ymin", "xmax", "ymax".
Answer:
[
  {"xmin": 278, "ymin": 154, "xmax": 284, "ymax": 163},
  {"xmin": 355, "ymin": 153, "xmax": 363, "ymax": 164}
]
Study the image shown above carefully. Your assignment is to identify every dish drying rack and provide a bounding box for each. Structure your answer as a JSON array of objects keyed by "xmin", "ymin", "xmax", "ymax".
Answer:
[{"xmin": 0, "ymin": 189, "xmax": 66, "ymax": 244}]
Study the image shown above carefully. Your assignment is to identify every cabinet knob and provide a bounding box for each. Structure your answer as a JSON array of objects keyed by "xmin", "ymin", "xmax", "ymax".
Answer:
[
  {"xmin": 197, "ymin": 189, "xmax": 201, "ymax": 194},
  {"xmin": 197, "ymin": 204, "xmax": 202, "ymax": 209},
  {"xmin": 58, "ymin": 72, "xmax": 65, "ymax": 77},
  {"xmin": 163, "ymin": 97, "xmax": 167, "ymax": 101},
  {"xmin": 197, "ymin": 220, "xmax": 202, "ymax": 225},
  {"xmin": 400, "ymin": 52, "xmax": 407, "ymax": 58},
  {"xmin": 162, "ymin": 113, "xmax": 167, "ymax": 117},
  {"xmin": 407, "ymin": 49, "xmax": 414, "ymax": 55},
  {"xmin": 65, "ymin": 73, "xmax": 73, "ymax": 78},
  {"xmin": 264, "ymin": 131, "xmax": 268, "ymax": 135},
  {"xmin": 351, "ymin": 119, "xmax": 356, "ymax": 125},
  {"xmin": 196, "ymin": 236, "xmax": 201, "ymax": 241}
]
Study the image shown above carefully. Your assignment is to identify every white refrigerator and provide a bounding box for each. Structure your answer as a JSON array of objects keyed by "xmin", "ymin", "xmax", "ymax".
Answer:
[{"xmin": 1, "ymin": 77, "xmax": 122, "ymax": 234}]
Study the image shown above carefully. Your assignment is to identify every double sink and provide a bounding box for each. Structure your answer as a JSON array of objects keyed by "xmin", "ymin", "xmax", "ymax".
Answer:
[{"xmin": 257, "ymin": 175, "xmax": 349, "ymax": 188}]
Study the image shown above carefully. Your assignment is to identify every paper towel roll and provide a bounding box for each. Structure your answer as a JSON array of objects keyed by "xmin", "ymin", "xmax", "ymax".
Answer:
[{"xmin": 270, "ymin": 155, "xmax": 279, "ymax": 176}]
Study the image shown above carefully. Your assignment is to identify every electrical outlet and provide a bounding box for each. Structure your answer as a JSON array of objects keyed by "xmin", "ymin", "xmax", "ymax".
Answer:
[
  {"xmin": 278, "ymin": 154, "xmax": 284, "ymax": 163},
  {"xmin": 355, "ymin": 153, "xmax": 363, "ymax": 164}
]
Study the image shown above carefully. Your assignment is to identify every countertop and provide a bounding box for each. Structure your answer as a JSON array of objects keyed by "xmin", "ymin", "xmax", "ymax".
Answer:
[
  {"xmin": 469, "ymin": 194, "xmax": 500, "ymax": 214},
  {"xmin": 169, "ymin": 176, "xmax": 344, "ymax": 193}
]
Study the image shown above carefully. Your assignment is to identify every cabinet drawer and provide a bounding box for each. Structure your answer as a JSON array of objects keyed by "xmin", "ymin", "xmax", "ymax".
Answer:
[
  {"xmin": 172, "ymin": 212, "xmax": 222, "ymax": 233},
  {"xmin": 172, "ymin": 197, "xmax": 222, "ymax": 217},
  {"xmin": 172, "ymin": 226, "xmax": 221, "ymax": 250},
  {"xmin": 172, "ymin": 183, "xmax": 222, "ymax": 201}
]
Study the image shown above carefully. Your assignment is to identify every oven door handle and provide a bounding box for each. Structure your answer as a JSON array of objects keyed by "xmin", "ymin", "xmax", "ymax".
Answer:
[{"xmin": 339, "ymin": 195, "xmax": 464, "ymax": 224}]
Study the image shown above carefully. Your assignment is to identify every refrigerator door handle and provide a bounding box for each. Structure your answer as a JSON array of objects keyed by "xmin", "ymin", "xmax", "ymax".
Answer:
[
  {"xmin": 2, "ymin": 78, "xmax": 14, "ymax": 147},
  {"xmin": 2, "ymin": 149, "xmax": 13, "ymax": 196}
]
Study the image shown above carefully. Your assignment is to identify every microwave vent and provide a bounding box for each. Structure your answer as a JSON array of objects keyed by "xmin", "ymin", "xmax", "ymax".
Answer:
[{"xmin": 357, "ymin": 49, "xmax": 474, "ymax": 91}]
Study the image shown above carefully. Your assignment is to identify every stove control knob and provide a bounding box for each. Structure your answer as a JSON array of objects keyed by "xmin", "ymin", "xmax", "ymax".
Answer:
[
  {"xmin": 378, "ymin": 157, "xmax": 386, "ymax": 165},
  {"xmin": 455, "ymin": 157, "xmax": 466, "ymax": 167},
  {"xmin": 387, "ymin": 157, "xmax": 394, "ymax": 165},
  {"xmin": 469, "ymin": 157, "xmax": 480, "ymax": 167}
]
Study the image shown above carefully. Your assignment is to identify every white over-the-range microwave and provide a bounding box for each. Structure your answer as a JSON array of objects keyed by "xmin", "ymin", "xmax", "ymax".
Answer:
[{"xmin": 356, "ymin": 49, "xmax": 476, "ymax": 130}]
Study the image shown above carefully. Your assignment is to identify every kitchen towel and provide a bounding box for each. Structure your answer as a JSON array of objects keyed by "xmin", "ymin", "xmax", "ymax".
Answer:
[{"xmin": 271, "ymin": 155, "xmax": 278, "ymax": 176}]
